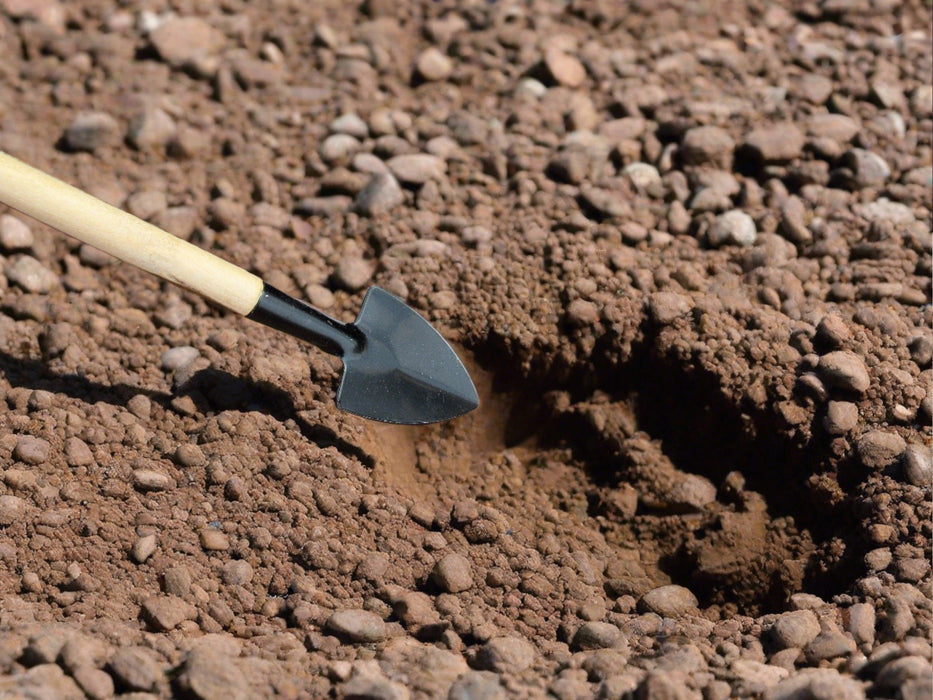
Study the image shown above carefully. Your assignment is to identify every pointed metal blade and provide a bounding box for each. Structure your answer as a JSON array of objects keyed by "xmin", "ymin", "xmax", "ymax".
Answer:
[{"xmin": 336, "ymin": 287, "xmax": 479, "ymax": 424}]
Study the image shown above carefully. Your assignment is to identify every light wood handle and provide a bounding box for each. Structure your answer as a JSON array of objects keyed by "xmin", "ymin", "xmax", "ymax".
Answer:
[{"xmin": 0, "ymin": 151, "xmax": 264, "ymax": 316}]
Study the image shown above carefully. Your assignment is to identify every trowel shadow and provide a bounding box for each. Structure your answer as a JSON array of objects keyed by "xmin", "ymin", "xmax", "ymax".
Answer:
[{"xmin": 0, "ymin": 351, "xmax": 372, "ymax": 467}]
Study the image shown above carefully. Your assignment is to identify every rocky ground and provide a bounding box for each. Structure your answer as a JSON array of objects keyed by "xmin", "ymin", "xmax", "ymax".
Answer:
[{"xmin": 0, "ymin": 0, "xmax": 931, "ymax": 698}]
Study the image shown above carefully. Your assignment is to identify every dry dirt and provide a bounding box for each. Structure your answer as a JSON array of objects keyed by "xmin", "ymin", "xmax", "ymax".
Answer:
[{"xmin": 0, "ymin": 0, "xmax": 931, "ymax": 698}]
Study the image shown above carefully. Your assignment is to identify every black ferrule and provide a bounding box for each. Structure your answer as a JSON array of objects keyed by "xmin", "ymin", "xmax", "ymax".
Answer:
[{"xmin": 246, "ymin": 284, "xmax": 364, "ymax": 358}]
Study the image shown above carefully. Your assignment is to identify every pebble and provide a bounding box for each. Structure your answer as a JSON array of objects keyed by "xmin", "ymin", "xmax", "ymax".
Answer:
[
  {"xmin": 841, "ymin": 149, "xmax": 890, "ymax": 188},
  {"xmin": 150, "ymin": 16, "xmax": 223, "ymax": 67},
  {"xmin": 680, "ymin": 126, "xmax": 735, "ymax": 167},
  {"xmin": 199, "ymin": 528, "xmax": 230, "ymax": 551},
  {"xmin": 856, "ymin": 430, "xmax": 906, "ymax": 469},
  {"xmin": 141, "ymin": 595, "xmax": 197, "ymax": 631},
  {"xmin": 637, "ymin": 671, "xmax": 693, "ymax": 700},
  {"xmin": 161, "ymin": 346, "xmax": 200, "ymax": 371},
  {"xmin": 901, "ymin": 444, "xmax": 932, "ymax": 487},
  {"xmin": 805, "ymin": 113, "xmax": 860, "ymax": 142},
  {"xmin": 623, "ymin": 162, "xmax": 662, "ymax": 190},
  {"xmin": 163, "ymin": 565, "xmax": 192, "ymax": 597},
  {"xmin": 817, "ymin": 351, "xmax": 870, "ymax": 394},
  {"xmin": 571, "ymin": 622, "xmax": 625, "ymax": 651},
  {"xmin": 823, "ymin": 401, "xmax": 858, "ymax": 435},
  {"xmin": 805, "ymin": 627, "xmax": 857, "ymax": 662},
  {"xmin": 770, "ymin": 610, "xmax": 820, "ymax": 649},
  {"xmin": 7, "ymin": 255, "xmax": 59, "ymax": 293},
  {"xmin": 475, "ymin": 636, "xmax": 535, "ymax": 672},
  {"xmin": 352, "ymin": 172, "xmax": 405, "ymax": 216},
  {"xmin": 415, "ymin": 47, "xmax": 453, "ymax": 81},
  {"xmin": 845, "ymin": 603, "xmax": 876, "ymax": 647},
  {"xmin": 566, "ymin": 299, "xmax": 599, "ymax": 328},
  {"xmin": 543, "ymin": 48, "xmax": 586, "ymax": 87},
  {"xmin": 638, "ymin": 585, "xmax": 699, "ymax": 617},
  {"xmin": 333, "ymin": 256, "xmax": 374, "ymax": 291},
  {"xmin": 708, "ymin": 210, "xmax": 757, "ymax": 247},
  {"xmin": 13, "ymin": 436, "xmax": 50, "ymax": 464},
  {"xmin": 63, "ymin": 111, "xmax": 120, "ymax": 152},
  {"xmin": 0, "ymin": 214, "xmax": 34, "ymax": 251},
  {"xmin": 330, "ymin": 113, "xmax": 369, "ymax": 138},
  {"xmin": 876, "ymin": 655, "xmax": 932, "ymax": 690},
  {"xmin": 126, "ymin": 190, "xmax": 168, "ymax": 221},
  {"xmin": 326, "ymin": 609, "xmax": 387, "ymax": 643},
  {"xmin": 174, "ymin": 443, "xmax": 205, "ymax": 468},
  {"xmin": 221, "ymin": 560, "xmax": 253, "ymax": 586},
  {"xmin": 762, "ymin": 668, "xmax": 865, "ymax": 700},
  {"xmin": 132, "ymin": 469, "xmax": 173, "ymax": 492},
  {"xmin": 73, "ymin": 667, "xmax": 115, "ymax": 700},
  {"xmin": 743, "ymin": 123, "xmax": 805, "ymax": 162},
  {"xmin": 131, "ymin": 534, "xmax": 157, "ymax": 563},
  {"xmin": 174, "ymin": 647, "xmax": 250, "ymax": 700},
  {"xmin": 448, "ymin": 671, "xmax": 505, "ymax": 700},
  {"xmin": 579, "ymin": 186, "xmax": 629, "ymax": 217},
  {"xmin": 108, "ymin": 646, "xmax": 163, "ymax": 692},
  {"xmin": 665, "ymin": 474, "xmax": 717, "ymax": 511},
  {"xmin": 0, "ymin": 495, "xmax": 27, "ymax": 526},
  {"xmin": 386, "ymin": 154, "xmax": 446, "ymax": 184},
  {"xmin": 319, "ymin": 133, "xmax": 360, "ymax": 163},
  {"xmin": 648, "ymin": 291, "xmax": 693, "ymax": 324},
  {"xmin": 127, "ymin": 107, "xmax": 176, "ymax": 150},
  {"xmin": 433, "ymin": 553, "xmax": 473, "ymax": 593},
  {"xmin": 732, "ymin": 659, "xmax": 789, "ymax": 694}
]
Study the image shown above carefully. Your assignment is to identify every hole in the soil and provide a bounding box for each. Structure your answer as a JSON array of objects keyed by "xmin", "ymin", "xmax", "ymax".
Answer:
[{"xmin": 466, "ymin": 326, "xmax": 864, "ymax": 616}]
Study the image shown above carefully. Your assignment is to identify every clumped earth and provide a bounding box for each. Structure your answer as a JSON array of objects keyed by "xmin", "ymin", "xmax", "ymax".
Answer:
[{"xmin": 0, "ymin": 0, "xmax": 930, "ymax": 698}]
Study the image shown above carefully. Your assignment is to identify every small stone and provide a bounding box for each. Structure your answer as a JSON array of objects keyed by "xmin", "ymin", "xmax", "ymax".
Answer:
[
  {"xmin": 770, "ymin": 610, "xmax": 820, "ymax": 649},
  {"xmin": 869, "ymin": 81, "xmax": 905, "ymax": 110},
  {"xmin": 132, "ymin": 534, "xmax": 157, "ymax": 563},
  {"xmin": 73, "ymin": 667, "xmax": 115, "ymax": 700},
  {"xmin": 638, "ymin": 585, "xmax": 699, "ymax": 617},
  {"xmin": 326, "ymin": 609, "xmax": 387, "ymax": 643},
  {"xmin": 173, "ymin": 647, "xmax": 250, "ymax": 700},
  {"xmin": 648, "ymin": 291, "xmax": 693, "ymax": 324},
  {"xmin": 856, "ymin": 430, "xmax": 907, "ymax": 469},
  {"xmin": 448, "ymin": 671, "xmax": 505, "ymax": 700},
  {"xmin": 132, "ymin": 469, "xmax": 174, "ymax": 492},
  {"xmin": 141, "ymin": 595, "xmax": 197, "ymax": 631},
  {"xmin": 841, "ymin": 149, "xmax": 890, "ymax": 188},
  {"xmin": 415, "ymin": 47, "xmax": 453, "ymax": 81},
  {"xmin": 823, "ymin": 401, "xmax": 858, "ymax": 435},
  {"xmin": 126, "ymin": 190, "xmax": 168, "ymax": 221},
  {"xmin": 64, "ymin": 111, "xmax": 120, "ymax": 152},
  {"xmin": 876, "ymin": 655, "xmax": 932, "ymax": 691},
  {"xmin": 708, "ymin": 210, "xmax": 757, "ymax": 247},
  {"xmin": 0, "ymin": 214, "xmax": 34, "ymax": 251},
  {"xmin": 817, "ymin": 351, "xmax": 870, "ymax": 394},
  {"xmin": 742, "ymin": 124, "xmax": 805, "ymax": 163},
  {"xmin": 162, "ymin": 565, "xmax": 192, "ymax": 597},
  {"xmin": 909, "ymin": 335, "xmax": 933, "ymax": 368},
  {"xmin": 432, "ymin": 553, "xmax": 473, "ymax": 593},
  {"xmin": 333, "ymin": 256, "xmax": 374, "ymax": 292},
  {"xmin": 150, "ymin": 16, "xmax": 224, "ymax": 67},
  {"xmin": 902, "ymin": 444, "xmax": 932, "ymax": 487},
  {"xmin": 548, "ymin": 148, "xmax": 590, "ymax": 185},
  {"xmin": 0, "ymin": 495, "xmax": 26, "ymax": 526},
  {"xmin": 845, "ymin": 603, "xmax": 875, "ymax": 647},
  {"xmin": 864, "ymin": 547, "xmax": 892, "ymax": 572},
  {"xmin": 319, "ymin": 133, "xmax": 360, "ymax": 163},
  {"xmin": 680, "ymin": 126, "xmax": 735, "ymax": 167},
  {"xmin": 330, "ymin": 113, "xmax": 369, "ymax": 138},
  {"xmin": 571, "ymin": 622, "xmax": 625, "ymax": 651},
  {"xmin": 579, "ymin": 186, "xmax": 629, "ymax": 217},
  {"xmin": 127, "ymin": 107, "xmax": 176, "ymax": 150},
  {"xmin": 543, "ymin": 49, "xmax": 586, "ymax": 87},
  {"xmin": 352, "ymin": 172, "xmax": 405, "ymax": 216},
  {"xmin": 475, "ymin": 636, "xmax": 535, "ymax": 672},
  {"xmin": 387, "ymin": 154, "xmax": 446, "ymax": 184},
  {"xmin": 637, "ymin": 671, "xmax": 693, "ymax": 700},
  {"xmin": 64, "ymin": 437, "xmax": 94, "ymax": 467},
  {"xmin": 108, "ymin": 646, "xmax": 163, "ymax": 692},
  {"xmin": 804, "ymin": 628, "xmax": 857, "ymax": 662},
  {"xmin": 623, "ymin": 162, "xmax": 662, "ymax": 190},
  {"xmin": 7, "ymin": 256, "xmax": 59, "ymax": 293},
  {"xmin": 805, "ymin": 114, "xmax": 860, "ymax": 142},
  {"xmin": 161, "ymin": 346, "xmax": 200, "ymax": 371},
  {"xmin": 221, "ymin": 560, "xmax": 253, "ymax": 586},
  {"xmin": 199, "ymin": 528, "xmax": 230, "ymax": 551},
  {"xmin": 13, "ymin": 435, "xmax": 50, "ymax": 464}
]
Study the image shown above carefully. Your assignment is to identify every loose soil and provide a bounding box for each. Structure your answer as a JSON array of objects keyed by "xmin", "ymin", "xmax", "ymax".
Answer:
[{"xmin": 0, "ymin": 0, "xmax": 930, "ymax": 698}]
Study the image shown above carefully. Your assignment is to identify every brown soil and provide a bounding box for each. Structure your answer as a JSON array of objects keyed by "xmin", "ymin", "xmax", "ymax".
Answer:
[{"xmin": 0, "ymin": 0, "xmax": 931, "ymax": 698}]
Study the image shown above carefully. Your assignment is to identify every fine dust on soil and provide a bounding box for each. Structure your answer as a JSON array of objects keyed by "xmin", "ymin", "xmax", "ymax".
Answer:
[{"xmin": 0, "ymin": 0, "xmax": 931, "ymax": 698}]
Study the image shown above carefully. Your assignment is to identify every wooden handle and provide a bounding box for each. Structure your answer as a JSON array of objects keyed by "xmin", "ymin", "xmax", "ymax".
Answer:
[{"xmin": 0, "ymin": 151, "xmax": 264, "ymax": 316}]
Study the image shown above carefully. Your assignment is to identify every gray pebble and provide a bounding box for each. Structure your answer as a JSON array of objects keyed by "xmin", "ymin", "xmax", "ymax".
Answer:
[
  {"xmin": 804, "ymin": 628, "xmax": 857, "ymax": 663},
  {"xmin": 7, "ymin": 255, "xmax": 58, "ymax": 293},
  {"xmin": 856, "ymin": 430, "xmax": 907, "ymax": 469},
  {"xmin": 141, "ymin": 595, "xmax": 197, "ymax": 631},
  {"xmin": 127, "ymin": 107, "xmax": 176, "ymax": 150},
  {"xmin": 743, "ymin": 123, "xmax": 805, "ymax": 163},
  {"xmin": 13, "ymin": 435, "xmax": 50, "ymax": 464},
  {"xmin": 319, "ymin": 133, "xmax": 361, "ymax": 162},
  {"xmin": 149, "ymin": 16, "xmax": 223, "ymax": 67},
  {"xmin": 475, "ymin": 636, "xmax": 535, "ymax": 672},
  {"xmin": 432, "ymin": 553, "xmax": 473, "ymax": 593},
  {"xmin": 823, "ymin": 401, "xmax": 858, "ymax": 435},
  {"xmin": 680, "ymin": 126, "xmax": 735, "ymax": 167},
  {"xmin": 64, "ymin": 111, "xmax": 120, "ymax": 152},
  {"xmin": 160, "ymin": 346, "xmax": 200, "ymax": 371},
  {"xmin": 542, "ymin": 48, "xmax": 586, "ymax": 87},
  {"xmin": 325, "ymin": 609, "xmax": 387, "ymax": 643},
  {"xmin": 845, "ymin": 603, "xmax": 876, "ymax": 647},
  {"xmin": 0, "ymin": 495, "xmax": 26, "ymax": 526},
  {"xmin": 173, "ymin": 647, "xmax": 250, "ymax": 700},
  {"xmin": 353, "ymin": 172, "xmax": 405, "ymax": 216},
  {"xmin": 817, "ymin": 351, "xmax": 870, "ymax": 394},
  {"xmin": 448, "ymin": 671, "xmax": 505, "ymax": 700},
  {"xmin": 770, "ymin": 610, "xmax": 820, "ymax": 649},
  {"xmin": 132, "ymin": 469, "xmax": 174, "ymax": 492},
  {"xmin": 571, "ymin": 622, "xmax": 625, "ymax": 651},
  {"xmin": 108, "ymin": 646, "xmax": 163, "ymax": 692},
  {"xmin": 842, "ymin": 148, "xmax": 890, "ymax": 188},
  {"xmin": 330, "ymin": 113, "xmax": 369, "ymax": 138},
  {"xmin": 908, "ymin": 335, "xmax": 932, "ymax": 368},
  {"xmin": 638, "ymin": 585, "xmax": 698, "ymax": 617},
  {"xmin": 131, "ymin": 534, "xmax": 157, "ymax": 563},
  {"xmin": 0, "ymin": 214, "xmax": 34, "ymax": 251},
  {"xmin": 708, "ymin": 210, "xmax": 757, "ymax": 247},
  {"xmin": 623, "ymin": 162, "xmax": 662, "ymax": 190},
  {"xmin": 387, "ymin": 154, "xmax": 446, "ymax": 185},
  {"xmin": 762, "ymin": 668, "xmax": 865, "ymax": 700},
  {"xmin": 805, "ymin": 113, "xmax": 860, "ymax": 142},
  {"xmin": 902, "ymin": 444, "xmax": 931, "ymax": 487},
  {"xmin": 221, "ymin": 560, "xmax": 253, "ymax": 586},
  {"xmin": 333, "ymin": 256, "xmax": 374, "ymax": 292},
  {"xmin": 416, "ymin": 47, "xmax": 453, "ymax": 82},
  {"xmin": 126, "ymin": 190, "xmax": 168, "ymax": 221}
]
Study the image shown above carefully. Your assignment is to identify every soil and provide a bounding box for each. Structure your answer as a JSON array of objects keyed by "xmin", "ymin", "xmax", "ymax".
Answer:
[{"xmin": 0, "ymin": 0, "xmax": 931, "ymax": 698}]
